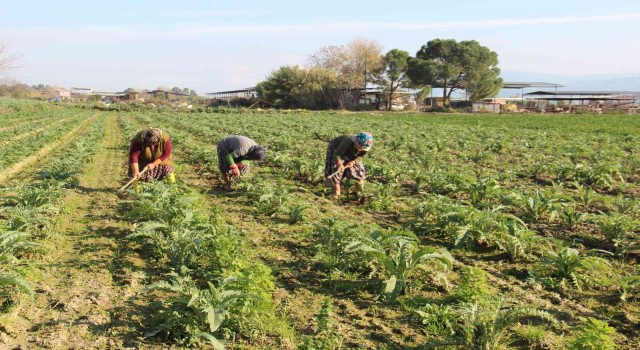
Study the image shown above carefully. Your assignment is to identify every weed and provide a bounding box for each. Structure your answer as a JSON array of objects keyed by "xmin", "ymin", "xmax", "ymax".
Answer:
[{"xmin": 567, "ymin": 317, "xmax": 618, "ymax": 350}]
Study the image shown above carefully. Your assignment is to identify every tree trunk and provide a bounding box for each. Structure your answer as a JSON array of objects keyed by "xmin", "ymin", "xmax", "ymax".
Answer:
[
  {"xmin": 442, "ymin": 79, "xmax": 448, "ymax": 107},
  {"xmin": 387, "ymin": 79, "xmax": 396, "ymax": 111}
]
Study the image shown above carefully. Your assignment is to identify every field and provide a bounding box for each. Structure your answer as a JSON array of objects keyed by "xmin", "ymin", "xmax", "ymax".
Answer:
[{"xmin": 1, "ymin": 97, "xmax": 639, "ymax": 349}]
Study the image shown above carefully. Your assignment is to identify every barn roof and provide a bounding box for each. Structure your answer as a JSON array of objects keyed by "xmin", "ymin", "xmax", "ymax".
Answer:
[
  {"xmin": 502, "ymin": 82, "xmax": 564, "ymax": 89},
  {"xmin": 524, "ymin": 90, "xmax": 640, "ymax": 96}
]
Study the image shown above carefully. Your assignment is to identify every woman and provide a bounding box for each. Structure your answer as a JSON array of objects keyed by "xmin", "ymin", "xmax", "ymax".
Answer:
[
  {"xmin": 128, "ymin": 127, "xmax": 175, "ymax": 183},
  {"xmin": 217, "ymin": 135, "xmax": 266, "ymax": 189},
  {"xmin": 324, "ymin": 132, "xmax": 373, "ymax": 199}
]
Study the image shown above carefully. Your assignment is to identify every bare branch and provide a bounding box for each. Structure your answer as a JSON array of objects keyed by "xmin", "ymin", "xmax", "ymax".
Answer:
[{"xmin": 0, "ymin": 42, "xmax": 19, "ymax": 76}]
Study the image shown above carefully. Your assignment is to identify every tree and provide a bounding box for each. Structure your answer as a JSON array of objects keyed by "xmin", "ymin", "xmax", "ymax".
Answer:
[
  {"xmin": 377, "ymin": 49, "xmax": 410, "ymax": 110},
  {"xmin": 407, "ymin": 39, "xmax": 502, "ymax": 105},
  {"xmin": 189, "ymin": 89, "xmax": 197, "ymax": 97},
  {"xmin": 255, "ymin": 65, "xmax": 337, "ymax": 109},
  {"xmin": 0, "ymin": 42, "xmax": 18, "ymax": 76},
  {"xmin": 415, "ymin": 86, "xmax": 432, "ymax": 108},
  {"xmin": 307, "ymin": 38, "xmax": 384, "ymax": 108}
]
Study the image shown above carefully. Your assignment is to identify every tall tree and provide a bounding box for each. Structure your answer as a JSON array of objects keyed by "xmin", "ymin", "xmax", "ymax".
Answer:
[
  {"xmin": 256, "ymin": 66, "xmax": 337, "ymax": 109},
  {"xmin": 308, "ymin": 38, "xmax": 384, "ymax": 108},
  {"xmin": 378, "ymin": 49, "xmax": 410, "ymax": 110},
  {"xmin": 407, "ymin": 39, "xmax": 502, "ymax": 105}
]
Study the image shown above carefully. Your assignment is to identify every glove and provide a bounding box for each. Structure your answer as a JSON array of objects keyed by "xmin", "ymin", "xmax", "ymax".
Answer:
[{"xmin": 228, "ymin": 163, "xmax": 240, "ymax": 177}]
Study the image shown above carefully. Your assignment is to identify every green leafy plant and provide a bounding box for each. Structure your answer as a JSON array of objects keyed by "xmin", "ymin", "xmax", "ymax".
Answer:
[
  {"xmin": 424, "ymin": 297, "xmax": 557, "ymax": 350},
  {"xmin": 345, "ymin": 230, "xmax": 453, "ymax": 301},
  {"xmin": 0, "ymin": 230, "xmax": 38, "ymax": 299},
  {"xmin": 567, "ymin": 317, "xmax": 618, "ymax": 350},
  {"xmin": 593, "ymin": 213, "xmax": 639, "ymax": 258},
  {"xmin": 530, "ymin": 244, "xmax": 613, "ymax": 291},
  {"xmin": 560, "ymin": 205, "xmax": 587, "ymax": 229},
  {"xmin": 452, "ymin": 267, "xmax": 495, "ymax": 303},
  {"xmin": 311, "ymin": 218, "xmax": 366, "ymax": 272},
  {"xmin": 287, "ymin": 203, "xmax": 309, "ymax": 224},
  {"xmin": 618, "ymin": 273, "xmax": 640, "ymax": 302},
  {"xmin": 415, "ymin": 303, "xmax": 457, "ymax": 337},
  {"xmin": 507, "ymin": 190, "xmax": 570, "ymax": 223},
  {"xmin": 467, "ymin": 177, "xmax": 501, "ymax": 208},
  {"xmin": 144, "ymin": 272, "xmax": 247, "ymax": 349},
  {"xmin": 494, "ymin": 217, "xmax": 541, "ymax": 261}
]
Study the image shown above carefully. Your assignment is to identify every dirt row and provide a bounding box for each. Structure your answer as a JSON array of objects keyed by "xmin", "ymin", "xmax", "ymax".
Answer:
[{"xmin": 1, "ymin": 115, "xmax": 158, "ymax": 349}]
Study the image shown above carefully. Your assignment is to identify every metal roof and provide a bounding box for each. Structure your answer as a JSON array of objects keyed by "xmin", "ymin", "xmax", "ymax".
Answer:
[
  {"xmin": 525, "ymin": 90, "xmax": 640, "ymax": 96},
  {"xmin": 533, "ymin": 97, "xmax": 636, "ymax": 101},
  {"xmin": 205, "ymin": 87, "xmax": 256, "ymax": 95},
  {"xmin": 147, "ymin": 90, "xmax": 191, "ymax": 96},
  {"xmin": 502, "ymin": 82, "xmax": 564, "ymax": 89},
  {"xmin": 94, "ymin": 92, "xmax": 128, "ymax": 97}
]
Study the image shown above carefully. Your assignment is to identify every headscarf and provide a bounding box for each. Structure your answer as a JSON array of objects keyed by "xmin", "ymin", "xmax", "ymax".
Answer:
[
  {"xmin": 356, "ymin": 132, "xmax": 374, "ymax": 151},
  {"xmin": 248, "ymin": 145, "xmax": 266, "ymax": 161},
  {"xmin": 143, "ymin": 128, "xmax": 162, "ymax": 144}
]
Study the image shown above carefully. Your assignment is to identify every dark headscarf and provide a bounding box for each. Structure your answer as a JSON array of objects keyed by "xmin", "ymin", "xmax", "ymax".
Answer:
[
  {"xmin": 248, "ymin": 145, "xmax": 266, "ymax": 161},
  {"xmin": 143, "ymin": 128, "xmax": 162, "ymax": 144}
]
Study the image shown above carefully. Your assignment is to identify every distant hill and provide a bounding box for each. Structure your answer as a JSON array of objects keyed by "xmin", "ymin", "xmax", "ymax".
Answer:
[{"xmin": 500, "ymin": 71, "xmax": 640, "ymax": 96}]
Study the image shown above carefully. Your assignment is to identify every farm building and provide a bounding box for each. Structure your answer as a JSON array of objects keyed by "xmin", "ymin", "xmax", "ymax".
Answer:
[
  {"xmin": 524, "ymin": 90, "xmax": 640, "ymax": 112},
  {"xmin": 56, "ymin": 89, "xmax": 71, "ymax": 98},
  {"xmin": 71, "ymin": 87, "xmax": 93, "ymax": 95},
  {"xmin": 205, "ymin": 87, "xmax": 257, "ymax": 100},
  {"xmin": 146, "ymin": 90, "xmax": 192, "ymax": 101}
]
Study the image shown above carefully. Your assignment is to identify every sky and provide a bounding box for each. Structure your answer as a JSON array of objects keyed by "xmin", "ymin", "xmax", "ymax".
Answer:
[{"xmin": 1, "ymin": 0, "xmax": 639, "ymax": 94}]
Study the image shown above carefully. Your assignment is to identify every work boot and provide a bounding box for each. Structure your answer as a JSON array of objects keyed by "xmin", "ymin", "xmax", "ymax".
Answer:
[{"xmin": 166, "ymin": 173, "xmax": 176, "ymax": 184}]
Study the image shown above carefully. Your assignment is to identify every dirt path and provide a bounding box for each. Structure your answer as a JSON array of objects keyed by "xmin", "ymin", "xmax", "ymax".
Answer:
[{"xmin": 1, "ymin": 114, "xmax": 152, "ymax": 349}]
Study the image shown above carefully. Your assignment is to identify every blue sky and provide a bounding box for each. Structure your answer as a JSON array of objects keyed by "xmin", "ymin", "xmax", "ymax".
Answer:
[{"xmin": 1, "ymin": 0, "xmax": 639, "ymax": 93}]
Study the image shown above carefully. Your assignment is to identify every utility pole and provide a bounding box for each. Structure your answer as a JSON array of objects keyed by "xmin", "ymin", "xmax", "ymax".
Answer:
[{"xmin": 363, "ymin": 58, "xmax": 367, "ymax": 105}]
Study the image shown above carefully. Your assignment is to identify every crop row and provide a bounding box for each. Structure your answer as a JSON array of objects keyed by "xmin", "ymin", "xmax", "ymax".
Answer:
[
  {"xmin": 0, "ymin": 111, "xmax": 88, "ymax": 172},
  {"xmin": 117, "ymin": 114, "xmax": 293, "ymax": 348},
  {"xmin": 0, "ymin": 115, "xmax": 106, "ymax": 313}
]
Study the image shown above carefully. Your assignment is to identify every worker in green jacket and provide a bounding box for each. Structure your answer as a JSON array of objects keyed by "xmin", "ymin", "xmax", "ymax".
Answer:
[{"xmin": 217, "ymin": 135, "xmax": 266, "ymax": 190}]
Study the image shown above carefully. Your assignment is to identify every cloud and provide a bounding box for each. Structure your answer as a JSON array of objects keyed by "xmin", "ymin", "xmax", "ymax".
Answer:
[
  {"xmin": 331, "ymin": 13, "xmax": 640, "ymax": 30},
  {"xmin": 156, "ymin": 10, "xmax": 263, "ymax": 17},
  {"xmin": 6, "ymin": 12, "xmax": 640, "ymax": 40}
]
